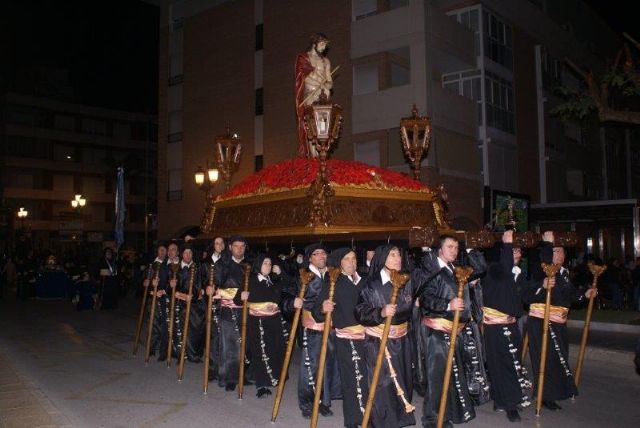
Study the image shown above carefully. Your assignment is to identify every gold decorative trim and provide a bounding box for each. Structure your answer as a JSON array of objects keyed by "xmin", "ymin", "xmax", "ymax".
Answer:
[
  {"xmin": 215, "ymin": 185, "xmax": 433, "ymax": 208},
  {"xmin": 210, "ymin": 224, "xmax": 417, "ymax": 238}
]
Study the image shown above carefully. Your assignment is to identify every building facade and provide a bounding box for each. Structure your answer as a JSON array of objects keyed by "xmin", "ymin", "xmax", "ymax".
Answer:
[
  {"xmin": 156, "ymin": 0, "xmax": 639, "ymax": 259},
  {"xmin": 0, "ymin": 92, "xmax": 157, "ymax": 255}
]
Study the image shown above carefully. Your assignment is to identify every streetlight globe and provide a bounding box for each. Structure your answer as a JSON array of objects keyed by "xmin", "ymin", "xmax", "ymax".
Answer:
[
  {"xmin": 71, "ymin": 200, "xmax": 78, "ymax": 208},
  {"xmin": 195, "ymin": 168, "xmax": 205, "ymax": 186},
  {"xmin": 75, "ymin": 194, "xmax": 82, "ymax": 201},
  {"xmin": 79, "ymin": 198, "xmax": 86, "ymax": 207},
  {"xmin": 207, "ymin": 167, "xmax": 219, "ymax": 183}
]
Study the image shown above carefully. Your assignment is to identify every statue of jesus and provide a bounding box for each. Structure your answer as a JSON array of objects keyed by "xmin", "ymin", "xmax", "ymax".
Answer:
[{"xmin": 295, "ymin": 33, "xmax": 333, "ymax": 158}]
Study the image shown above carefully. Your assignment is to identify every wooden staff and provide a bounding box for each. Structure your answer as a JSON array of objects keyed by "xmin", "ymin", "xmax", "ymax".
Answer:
[
  {"xmin": 238, "ymin": 263, "xmax": 252, "ymax": 400},
  {"xmin": 535, "ymin": 263, "xmax": 561, "ymax": 416},
  {"xmin": 574, "ymin": 262, "xmax": 606, "ymax": 386},
  {"xmin": 521, "ymin": 331, "xmax": 529, "ymax": 362},
  {"xmin": 310, "ymin": 267, "xmax": 341, "ymax": 428},
  {"xmin": 203, "ymin": 264, "xmax": 216, "ymax": 394},
  {"xmin": 177, "ymin": 263, "xmax": 196, "ymax": 381},
  {"xmin": 133, "ymin": 263, "xmax": 153, "ymax": 355},
  {"xmin": 435, "ymin": 266, "xmax": 473, "ymax": 428},
  {"xmin": 361, "ymin": 269, "xmax": 410, "ymax": 428},
  {"xmin": 166, "ymin": 263, "xmax": 180, "ymax": 368},
  {"xmin": 271, "ymin": 269, "xmax": 316, "ymax": 422},
  {"xmin": 143, "ymin": 262, "xmax": 161, "ymax": 363}
]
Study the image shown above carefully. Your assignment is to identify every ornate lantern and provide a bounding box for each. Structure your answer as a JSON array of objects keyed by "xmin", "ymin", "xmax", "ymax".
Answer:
[
  {"xmin": 303, "ymin": 95, "xmax": 343, "ymax": 226},
  {"xmin": 214, "ymin": 127, "xmax": 242, "ymax": 191},
  {"xmin": 400, "ymin": 105, "xmax": 431, "ymax": 181}
]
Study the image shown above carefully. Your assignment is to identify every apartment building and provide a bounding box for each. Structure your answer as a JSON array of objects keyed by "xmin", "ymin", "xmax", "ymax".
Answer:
[
  {"xmin": 156, "ymin": 0, "xmax": 639, "ymax": 258},
  {"xmin": 0, "ymin": 92, "xmax": 157, "ymax": 252}
]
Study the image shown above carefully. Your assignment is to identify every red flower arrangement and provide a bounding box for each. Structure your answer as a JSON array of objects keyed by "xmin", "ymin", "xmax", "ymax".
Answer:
[{"xmin": 219, "ymin": 158, "xmax": 428, "ymax": 200}]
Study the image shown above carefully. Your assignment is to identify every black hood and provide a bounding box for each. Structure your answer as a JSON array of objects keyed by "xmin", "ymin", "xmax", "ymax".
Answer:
[{"xmin": 328, "ymin": 247, "xmax": 356, "ymax": 268}]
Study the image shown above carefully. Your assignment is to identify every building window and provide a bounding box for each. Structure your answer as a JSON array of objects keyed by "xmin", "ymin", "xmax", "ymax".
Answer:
[
  {"xmin": 169, "ymin": 23, "xmax": 184, "ymax": 79},
  {"xmin": 169, "ymin": 56, "xmax": 183, "ymax": 79},
  {"xmin": 353, "ymin": 63, "xmax": 379, "ymax": 95},
  {"xmin": 540, "ymin": 45, "xmax": 563, "ymax": 87},
  {"xmin": 167, "ymin": 169, "xmax": 182, "ymax": 201},
  {"xmin": 168, "ymin": 132, "xmax": 182, "ymax": 143},
  {"xmin": 387, "ymin": 47, "xmax": 410, "ymax": 88},
  {"xmin": 442, "ymin": 69, "xmax": 482, "ymax": 123},
  {"xmin": 448, "ymin": 8, "xmax": 481, "ymax": 55},
  {"xmin": 255, "ymin": 88, "xmax": 264, "ymax": 115},
  {"xmin": 81, "ymin": 118, "xmax": 107, "ymax": 135},
  {"xmin": 53, "ymin": 114, "xmax": 75, "ymax": 131},
  {"xmin": 354, "ymin": 47, "xmax": 410, "ymax": 95},
  {"xmin": 352, "ymin": 0, "xmax": 377, "ymax": 20},
  {"xmin": 255, "ymin": 24, "xmax": 264, "ymax": 50},
  {"xmin": 4, "ymin": 137, "xmax": 51, "ymax": 159},
  {"xmin": 113, "ymin": 122, "xmax": 131, "ymax": 139},
  {"xmin": 352, "ymin": 0, "xmax": 408, "ymax": 20},
  {"xmin": 53, "ymin": 144, "xmax": 76, "ymax": 162},
  {"xmin": 485, "ymin": 71, "xmax": 515, "ymax": 133},
  {"xmin": 6, "ymin": 105, "xmax": 39, "ymax": 126},
  {"xmin": 354, "ymin": 140, "xmax": 380, "ymax": 166},
  {"xmin": 483, "ymin": 10, "xmax": 513, "ymax": 69},
  {"xmin": 52, "ymin": 174, "xmax": 74, "ymax": 192},
  {"xmin": 255, "ymin": 155, "xmax": 263, "ymax": 172},
  {"xmin": 169, "ymin": 111, "xmax": 183, "ymax": 134},
  {"xmin": 82, "ymin": 146, "xmax": 107, "ymax": 166}
]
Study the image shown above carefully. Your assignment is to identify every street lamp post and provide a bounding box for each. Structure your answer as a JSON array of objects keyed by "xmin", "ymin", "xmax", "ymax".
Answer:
[
  {"xmin": 196, "ymin": 127, "xmax": 243, "ymax": 234},
  {"xmin": 194, "ymin": 162, "xmax": 220, "ymax": 196},
  {"xmin": 17, "ymin": 207, "xmax": 28, "ymax": 229},
  {"xmin": 71, "ymin": 194, "xmax": 87, "ymax": 211}
]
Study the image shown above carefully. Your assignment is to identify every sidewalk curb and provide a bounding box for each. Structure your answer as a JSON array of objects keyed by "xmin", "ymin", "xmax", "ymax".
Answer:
[{"xmin": 568, "ymin": 319, "xmax": 640, "ymax": 334}]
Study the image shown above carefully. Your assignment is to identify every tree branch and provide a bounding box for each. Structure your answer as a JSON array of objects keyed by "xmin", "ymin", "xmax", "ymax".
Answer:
[
  {"xmin": 597, "ymin": 108, "xmax": 640, "ymax": 125},
  {"xmin": 623, "ymin": 43, "xmax": 640, "ymax": 88},
  {"xmin": 623, "ymin": 32, "xmax": 640, "ymax": 51},
  {"xmin": 563, "ymin": 44, "xmax": 640, "ymax": 126},
  {"xmin": 565, "ymin": 58, "xmax": 588, "ymax": 81}
]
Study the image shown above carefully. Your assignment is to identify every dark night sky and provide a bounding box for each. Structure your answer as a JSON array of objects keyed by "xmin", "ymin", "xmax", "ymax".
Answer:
[
  {"xmin": 584, "ymin": 0, "xmax": 639, "ymax": 39},
  {"xmin": 0, "ymin": 1, "xmax": 633, "ymax": 115},
  {"xmin": 2, "ymin": 0, "xmax": 159, "ymax": 114}
]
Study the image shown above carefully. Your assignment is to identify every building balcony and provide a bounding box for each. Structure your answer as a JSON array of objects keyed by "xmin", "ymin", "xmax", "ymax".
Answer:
[
  {"xmin": 2, "ymin": 187, "xmax": 146, "ymax": 204},
  {"xmin": 3, "ymin": 123, "xmax": 153, "ymax": 150}
]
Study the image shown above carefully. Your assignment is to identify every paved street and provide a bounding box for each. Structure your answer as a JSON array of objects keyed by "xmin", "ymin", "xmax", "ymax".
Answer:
[{"xmin": 0, "ymin": 297, "xmax": 638, "ymax": 428}]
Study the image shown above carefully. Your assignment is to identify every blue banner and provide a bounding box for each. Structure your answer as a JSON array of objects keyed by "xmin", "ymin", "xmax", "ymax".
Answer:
[{"xmin": 115, "ymin": 167, "xmax": 126, "ymax": 249}]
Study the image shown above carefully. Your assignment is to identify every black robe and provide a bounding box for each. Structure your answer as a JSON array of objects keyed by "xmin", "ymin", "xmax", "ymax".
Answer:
[
  {"xmin": 482, "ymin": 244, "xmax": 532, "ymax": 411},
  {"xmin": 523, "ymin": 242, "xmax": 583, "ymax": 402},
  {"xmin": 280, "ymin": 267, "xmax": 341, "ymax": 413},
  {"xmin": 199, "ymin": 255, "xmax": 223, "ymax": 380},
  {"xmin": 95, "ymin": 257, "xmax": 118, "ymax": 309},
  {"xmin": 148, "ymin": 259, "xmax": 170, "ymax": 359},
  {"xmin": 171, "ymin": 262, "xmax": 202, "ymax": 361},
  {"xmin": 214, "ymin": 256, "xmax": 249, "ymax": 386},
  {"xmin": 355, "ymin": 261, "xmax": 417, "ymax": 427},
  {"xmin": 313, "ymin": 272, "xmax": 368, "ymax": 426},
  {"xmin": 418, "ymin": 250, "xmax": 480, "ymax": 427},
  {"xmin": 460, "ymin": 250, "xmax": 490, "ymax": 407},
  {"xmin": 245, "ymin": 272, "xmax": 287, "ymax": 389}
]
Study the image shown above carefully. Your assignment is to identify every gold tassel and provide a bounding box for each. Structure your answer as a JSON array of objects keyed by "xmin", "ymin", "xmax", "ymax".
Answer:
[{"xmin": 384, "ymin": 347, "xmax": 415, "ymax": 413}]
